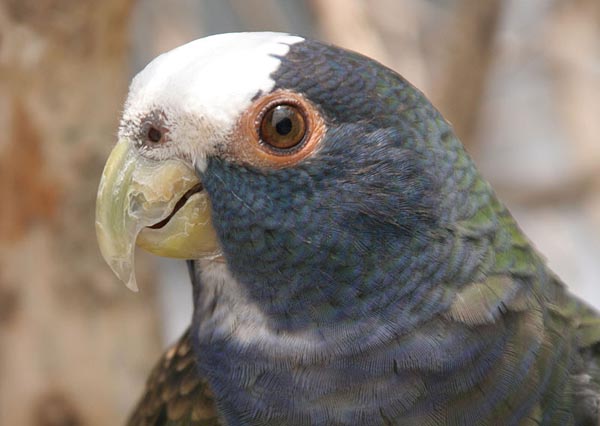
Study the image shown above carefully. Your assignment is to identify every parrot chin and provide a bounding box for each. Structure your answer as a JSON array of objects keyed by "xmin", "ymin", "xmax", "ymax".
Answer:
[{"xmin": 95, "ymin": 138, "xmax": 221, "ymax": 292}]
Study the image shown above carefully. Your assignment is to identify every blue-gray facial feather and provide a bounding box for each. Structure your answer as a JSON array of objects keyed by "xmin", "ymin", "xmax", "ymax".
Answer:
[{"xmin": 199, "ymin": 40, "xmax": 485, "ymax": 330}]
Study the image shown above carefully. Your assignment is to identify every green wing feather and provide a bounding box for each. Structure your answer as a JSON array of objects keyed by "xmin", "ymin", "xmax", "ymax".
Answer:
[{"xmin": 441, "ymin": 174, "xmax": 600, "ymax": 425}]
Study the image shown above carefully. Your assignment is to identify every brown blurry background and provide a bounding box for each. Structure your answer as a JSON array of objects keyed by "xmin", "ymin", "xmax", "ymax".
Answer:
[{"xmin": 0, "ymin": 0, "xmax": 599, "ymax": 424}]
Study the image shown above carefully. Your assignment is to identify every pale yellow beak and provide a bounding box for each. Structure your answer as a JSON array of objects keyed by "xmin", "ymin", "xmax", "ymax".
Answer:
[{"xmin": 95, "ymin": 139, "xmax": 220, "ymax": 291}]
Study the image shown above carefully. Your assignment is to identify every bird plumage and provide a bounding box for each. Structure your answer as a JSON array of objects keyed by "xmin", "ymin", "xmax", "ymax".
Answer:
[{"xmin": 98, "ymin": 33, "xmax": 600, "ymax": 425}]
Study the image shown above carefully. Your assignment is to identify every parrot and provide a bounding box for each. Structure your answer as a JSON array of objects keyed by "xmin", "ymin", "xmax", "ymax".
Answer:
[{"xmin": 95, "ymin": 32, "xmax": 600, "ymax": 425}]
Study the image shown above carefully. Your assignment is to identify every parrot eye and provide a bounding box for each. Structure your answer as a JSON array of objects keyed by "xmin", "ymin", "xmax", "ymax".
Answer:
[
  {"xmin": 234, "ymin": 89, "xmax": 325, "ymax": 168},
  {"xmin": 259, "ymin": 104, "xmax": 306, "ymax": 151}
]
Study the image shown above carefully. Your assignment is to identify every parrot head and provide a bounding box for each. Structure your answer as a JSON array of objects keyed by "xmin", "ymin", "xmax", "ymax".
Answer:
[
  {"xmin": 96, "ymin": 32, "xmax": 478, "ymax": 330},
  {"xmin": 96, "ymin": 32, "xmax": 600, "ymax": 426}
]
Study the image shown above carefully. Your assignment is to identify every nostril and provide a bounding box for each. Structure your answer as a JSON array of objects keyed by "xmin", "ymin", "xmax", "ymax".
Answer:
[
  {"xmin": 139, "ymin": 110, "xmax": 169, "ymax": 147},
  {"xmin": 147, "ymin": 126, "xmax": 162, "ymax": 143}
]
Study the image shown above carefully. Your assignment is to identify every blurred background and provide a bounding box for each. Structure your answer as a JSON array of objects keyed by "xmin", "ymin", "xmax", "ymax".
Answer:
[{"xmin": 0, "ymin": 0, "xmax": 599, "ymax": 424}]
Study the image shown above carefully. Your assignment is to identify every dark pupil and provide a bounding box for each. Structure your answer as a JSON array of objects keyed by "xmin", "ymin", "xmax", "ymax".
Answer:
[
  {"xmin": 271, "ymin": 107, "xmax": 294, "ymax": 135},
  {"xmin": 275, "ymin": 117, "xmax": 293, "ymax": 135}
]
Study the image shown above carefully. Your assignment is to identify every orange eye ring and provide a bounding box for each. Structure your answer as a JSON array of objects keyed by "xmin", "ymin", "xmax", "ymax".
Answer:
[{"xmin": 232, "ymin": 90, "xmax": 326, "ymax": 169}]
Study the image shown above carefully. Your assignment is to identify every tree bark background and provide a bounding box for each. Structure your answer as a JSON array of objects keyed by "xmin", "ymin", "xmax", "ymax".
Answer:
[{"xmin": 0, "ymin": 1, "xmax": 162, "ymax": 425}]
